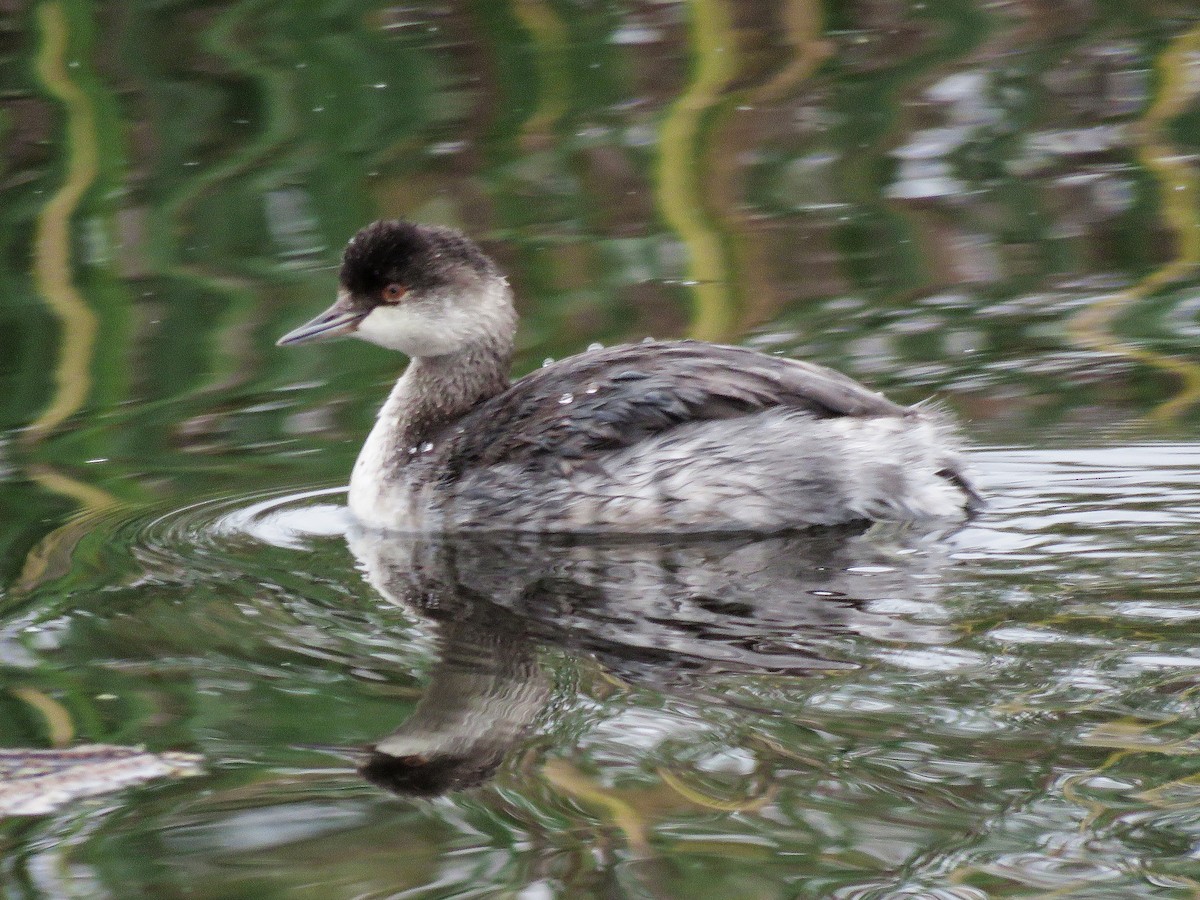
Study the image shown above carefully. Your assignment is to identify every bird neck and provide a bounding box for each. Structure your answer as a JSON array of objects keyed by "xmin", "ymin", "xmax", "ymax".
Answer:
[
  {"xmin": 396, "ymin": 348, "xmax": 510, "ymax": 442},
  {"xmin": 372, "ymin": 616, "xmax": 548, "ymax": 763}
]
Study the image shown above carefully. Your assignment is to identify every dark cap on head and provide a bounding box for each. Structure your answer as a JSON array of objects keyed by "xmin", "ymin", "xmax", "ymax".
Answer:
[{"xmin": 339, "ymin": 221, "xmax": 497, "ymax": 299}]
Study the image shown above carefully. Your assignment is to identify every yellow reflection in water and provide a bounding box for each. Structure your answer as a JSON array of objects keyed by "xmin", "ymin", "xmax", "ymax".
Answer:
[
  {"xmin": 752, "ymin": 0, "xmax": 831, "ymax": 105},
  {"xmin": 512, "ymin": 0, "xmax": 568, "ymax": 146},
  {"xmin": 656, "ymin": 0, "xmax": 738, "ymax": 342},
  {"xmin": 542, "ymin": 757, "xmax": 652, "ymax": 855},
  {"xmin": 26, "ymin": 0, "xmax": 99, "ymax": 444},
  {"xmin": 1070, "ymin": 23, "xmax": 1200, "ymax": 422},
  {"xmin": 657, "ymin": 766, "xmax": 777, "ymax": 813},
  {"xmin": 16, "ymin": 2, "xmax": 119, "ymax": 595},
  {"xmin": 9, "ymin": 687, "xmax": 75, "ymax": 747}
]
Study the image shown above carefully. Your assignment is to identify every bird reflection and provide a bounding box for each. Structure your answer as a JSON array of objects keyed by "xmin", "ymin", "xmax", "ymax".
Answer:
[
  {"xmin": 345, "ymin": 525, "xmax": 955, "ymax": 796},
  {"xmin": 358, "ymin": 603, "xmax": 549, "ymax": 796}
]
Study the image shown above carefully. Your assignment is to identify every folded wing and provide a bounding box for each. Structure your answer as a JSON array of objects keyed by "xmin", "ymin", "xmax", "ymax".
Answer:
[{"xmin": 442, "ymin": 341, "xmax": 909, "ymax": 476}]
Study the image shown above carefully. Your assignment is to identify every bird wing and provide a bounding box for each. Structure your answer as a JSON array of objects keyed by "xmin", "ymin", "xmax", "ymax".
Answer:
[{"xmin": 440, "ymin": 341, "xmax": 908, "ymax": 475}]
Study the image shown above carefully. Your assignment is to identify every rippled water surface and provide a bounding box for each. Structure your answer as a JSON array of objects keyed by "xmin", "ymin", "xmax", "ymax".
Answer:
[{"xmin": 5, "ymin": 0, "xmax": 1200, "ymax": 897}]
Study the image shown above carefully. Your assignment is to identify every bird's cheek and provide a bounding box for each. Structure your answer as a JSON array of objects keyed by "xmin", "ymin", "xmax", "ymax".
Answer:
[{"xmin": 356, "ymin": 303, "xmax": 462, "ymax": 355}]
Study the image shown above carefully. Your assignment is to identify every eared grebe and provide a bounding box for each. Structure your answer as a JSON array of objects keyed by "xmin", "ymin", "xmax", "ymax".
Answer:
[{"xmin": 278, "ymin": 221, "xmax": 980, "ymax": 532}]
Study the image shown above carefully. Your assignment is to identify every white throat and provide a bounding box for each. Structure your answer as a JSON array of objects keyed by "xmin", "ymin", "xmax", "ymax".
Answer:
[
  {"xmin": 354, "ymin": 278, "xmax": 515, "ymax": 358},
  {"xmin": 346, "ymin": 278, "xmax": 516, "ymax": 528}
]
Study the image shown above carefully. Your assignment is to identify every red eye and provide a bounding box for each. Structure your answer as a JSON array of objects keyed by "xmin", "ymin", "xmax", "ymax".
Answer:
[{"xmin": 382, "ymin": 283, "xmax": 406, "ymax": 302}]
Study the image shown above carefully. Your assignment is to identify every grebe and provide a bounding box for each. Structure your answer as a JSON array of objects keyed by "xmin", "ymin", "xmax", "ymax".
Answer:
[{"xmin": 278, "ymin": 221, "xmax": 979, "ymax": 532}]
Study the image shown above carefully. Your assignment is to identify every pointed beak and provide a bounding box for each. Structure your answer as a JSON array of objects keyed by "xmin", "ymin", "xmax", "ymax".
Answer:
[{"xmin": 276, "ymin": 291, "xmax": 367, "ymax": 346}]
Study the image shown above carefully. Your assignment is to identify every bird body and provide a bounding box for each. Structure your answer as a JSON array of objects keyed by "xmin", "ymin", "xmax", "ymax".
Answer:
[{"xmin": 279, "ymin": 221, "xmax": 979, "ymax": 533}]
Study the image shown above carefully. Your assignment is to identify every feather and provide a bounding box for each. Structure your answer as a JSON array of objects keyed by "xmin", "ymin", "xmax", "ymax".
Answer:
[{"xmin": 437, "ymin": 341, "xmax": 907, "ymax": 477}]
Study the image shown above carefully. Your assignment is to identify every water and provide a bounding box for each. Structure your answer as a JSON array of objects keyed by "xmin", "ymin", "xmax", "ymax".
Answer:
[
  {"xmin": 8, "ymin": 447, "xmax": 1200, "ymax": 897},
  {"xmin": 4, "ymin": 0, "xmax": 1200, "ymax": 896}
]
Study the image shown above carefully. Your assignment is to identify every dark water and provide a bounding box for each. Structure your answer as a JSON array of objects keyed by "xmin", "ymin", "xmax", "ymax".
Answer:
[{"xmin": 3, "ymin": 0, "xmax": 1200, "ymax": 896}]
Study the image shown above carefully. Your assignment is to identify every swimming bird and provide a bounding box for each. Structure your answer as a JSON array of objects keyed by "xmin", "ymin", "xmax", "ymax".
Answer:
[{"xmin": 278, "ymin": 221, "xmax": 979, "ymax": 532}]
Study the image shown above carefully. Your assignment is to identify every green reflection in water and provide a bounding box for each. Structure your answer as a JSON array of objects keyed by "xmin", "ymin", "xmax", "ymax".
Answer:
[
  {"xmin": 511, "ymin": 0, "xmax": 568, "ymax": 145},
  {"xmin": 3, "ymin": 1, "xmax": 1200, "ymax": 897},
  {"xmin": 1071, "ymin": 21, "xmax": 1200, "ymax": 422},
  {"xmin": 828, "ymin": 0, "xmax": 990, "ymax": 302}
]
